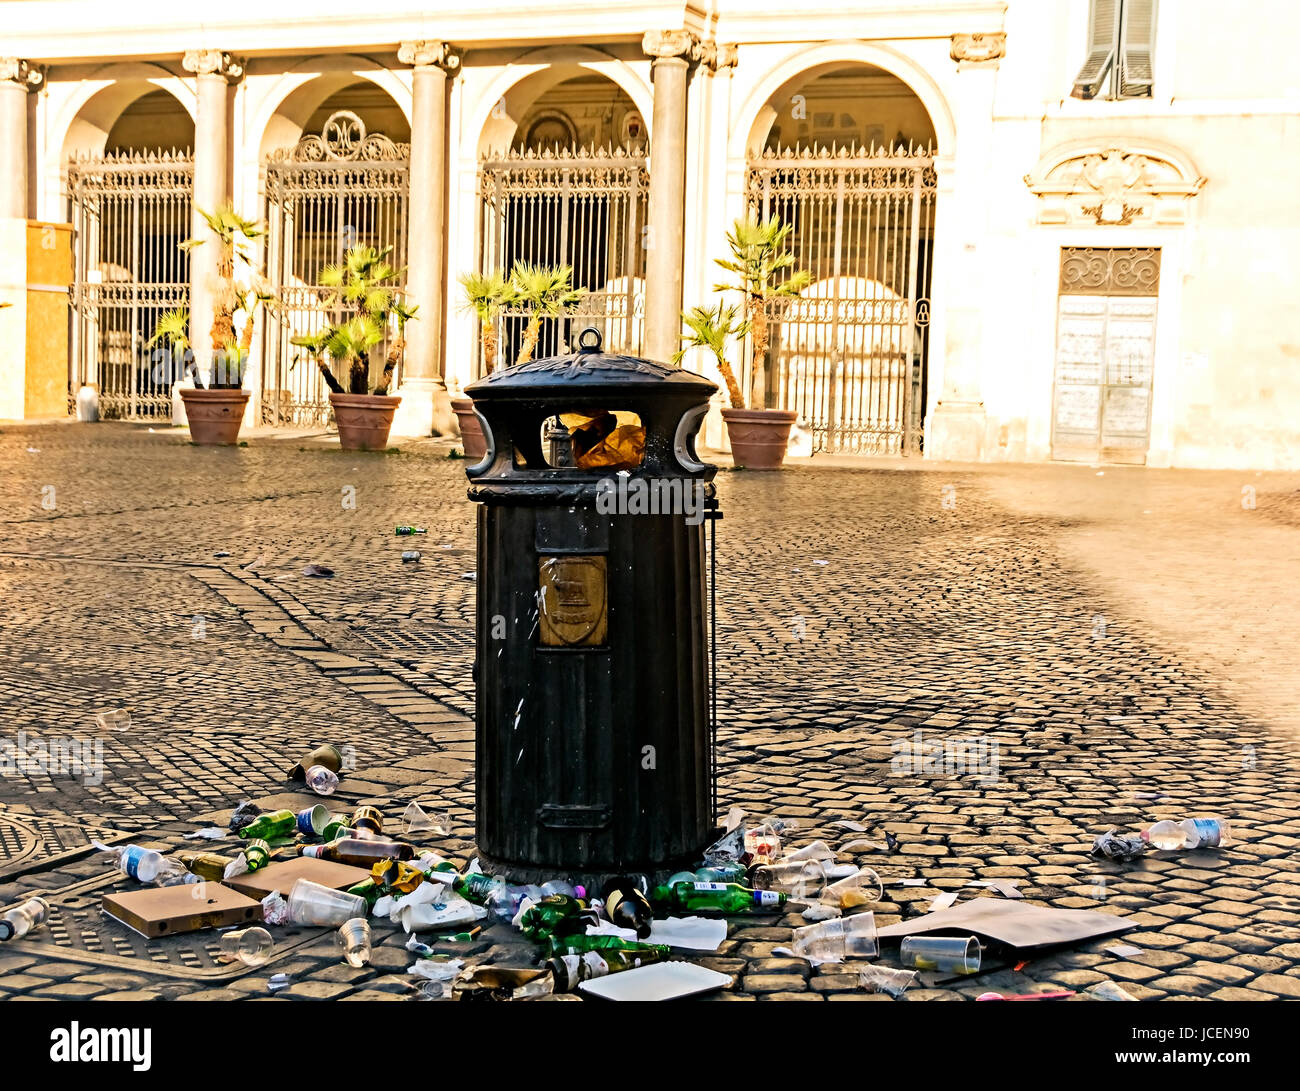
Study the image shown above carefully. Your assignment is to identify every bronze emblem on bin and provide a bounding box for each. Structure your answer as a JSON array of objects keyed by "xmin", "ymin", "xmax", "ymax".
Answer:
[{"xmin": 538, "ymin": 556, "xmax": 608, "ymax": 646}]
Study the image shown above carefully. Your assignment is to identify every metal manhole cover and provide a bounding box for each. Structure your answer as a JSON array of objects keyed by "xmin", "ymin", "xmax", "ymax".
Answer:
[
  {"xmin": 0, "ymin": 814, "xmax": 134, "ymax": 879},
  {"xmin": 15, "ymin": 871, "xmax": 332, "ymax": 979}
]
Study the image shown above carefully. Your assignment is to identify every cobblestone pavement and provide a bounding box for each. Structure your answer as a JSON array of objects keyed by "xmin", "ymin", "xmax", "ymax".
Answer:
[{"xmin": 2, "ymin": 421, "xmax": 1299, "ymax": 1002}]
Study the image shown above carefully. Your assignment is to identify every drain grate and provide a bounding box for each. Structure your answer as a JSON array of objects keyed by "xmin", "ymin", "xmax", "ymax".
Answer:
[
  {"xmin": 15, "ymin": 871, "xmax": 331, "ymax": 979},
  {"xmin": 0, "ymin": 814, "xmax": 135, "ymax": 879},
  {"xmin": 351, "ymin": 626, "xmax": 473, "ymax": 656}
]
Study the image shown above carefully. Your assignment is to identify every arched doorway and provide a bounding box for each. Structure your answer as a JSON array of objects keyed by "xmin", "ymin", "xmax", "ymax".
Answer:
[
  {"xmin": 746, "ymin": 64, "xmax": 937, "ymax": 455},
  {"xmin": 475, "ymin": 70, "xmax": 649, "ymax": 372},
  {"xmin": 66, "ymin": 85, "xmax": 194, "ymax": 419},
  {"xmin": 261, "ymin": 80, "xmax": 411, "ymax": 424}
]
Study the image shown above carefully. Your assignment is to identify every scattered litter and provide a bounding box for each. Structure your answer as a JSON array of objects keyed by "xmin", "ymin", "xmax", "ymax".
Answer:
[
  {"xmin": 267, "ymin": 973, "xmax": 291, "ymax": 992},
  {"xmin": 857, "ymin": 965, "xmax": 916, "ymax": 998},
  {"xmin": 701, "ymin": 824, "xmax": 745, "ymax": 866},
  {"xmin": 879, "ymin": 898, "xmax": 1134, "ymax": 949},
  {"xmin": 302, "ymin": 564, "xmax": 334, "ymax": 578},
  {"xmin": 102, "ymin": 884, "xmax": 261, "ymax": 937},
  {"xmin": 337, "ymin": 917, "xmax": 372, "ymax": 966},
  {"xmin": 585, "ymin": 916, "xmax": 727, "ymax": 952},
  {"xmin": 968, "ymin": 878, "xmax": 1024, "ymax": 899},
  {"xmin": 94, "ymin": 708, "xmax": 131, "ymax": 732},
  {"xmin": 929, "ymin": 891, "xmax": 960, "ymax": 912},
  {"xmin": 452, "ymin": 964, "xmax": 550, "ymax": 1001},
  {"xmin": 812, "ymin": 559, "xmax": 829, "ymax": 566},
  {"xmin": 801, "ymin": 902, "xmax": 842, "ymax": 921},
  {"xmin": 1087, "ymin": 980, "xmax": 1138, "ymax": 1001},
  {"xmin": 218, "ymin": 926, "xmax": 274, "ymax": 966},
  {"xmin": 1141, "ymin": 817, "xmax": 1230, "ymax": 850},
  {"xmin": 832, "ymin": 820, "xmax": 869, "ymax": 833},
  {"xmin": 213, "ymin": 550, "xmax": 231, "ymax": 558},
  {"xmin": 822, "ymin": 867, "xmax": 883, "ymax": 907},
  {"xmin": 977, "ymin": 989, "xmax": 1075, "ymax": 1001},
  {"xmin": 1105, "ymin": 944, "xmax": 1144, "ymax": 958},
  {"xmin": 791, "ymin": 912, "xmax": 878, "ymax": 964},
  {"xmin": 289, "ymin": 744, "xmax": 342, "ymax": 781},
  {"xmin": 1091, "ymin": 829, "xmax": 1147, "ymax": 862},
  {"xmin": 402, "ymin": 550, "xmax": 422, "ymax": 562},
  {"xmin": 783, "ymin": 839, "xmax": 835, "ymax": 863},
  {"xmin": 1131, "ymin": 790, "xmax": 1165, "ymax": 801},
  {"xmin": 577, "ymin": 961, "xmax": 732, "ymax": 1002},
  {"xmin": 395, "ymin": 526, "xmax": 428, "ymax": 536},
  {"xmin": 901, "ymin": 934, "xmax": 981, "ymax": 975},
  {"xmin": 190, "ymin": 827, "xmax": 228, "ymax": 841},
  {"xmin": 839, "ymin": 837, "xmax": 889, "ymax": 853},
  {"xmin": 93, "ymin": 841, "xmax": 185, "ymax": 885},
  {"xmin": 409, "ymin": 958, "xmax": 464, "ymax": 983},
  {"xmin": 0, "ymin": 897, "xmax": 48, "ymax": 942},
  {"xmin": 261, "ymin": 891, "xmax": 290, "ymax": 925},
  {"xmin": 891, "ymin": 878, "xmax": 928, "ymax": 887},
  {"xmin": 403, "ymin": 802, "xmax": 450, "ymax": 836},
  {"xmin": 229, "ymin": 800, "xmax": 262, "ymax": 831},
  {"xmin": 460, "ymin": 572, "xmax": 476, "ymax": 581},
  {"xmin": 305, "ymin": 765, "xmax": 339, "ymax": 796},
  {"xmin": 287, "ymin": 878, "xmax": 368, "ymax": 927}
]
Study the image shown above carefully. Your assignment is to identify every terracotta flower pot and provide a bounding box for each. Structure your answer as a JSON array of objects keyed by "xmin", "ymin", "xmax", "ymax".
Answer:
[
  {"xmin": 180, "ymin": 387, "xmax": 250, "ymax": 446},
  {"xmin": 330, "ymin": 392, "xmax": 401, "ymax": 452},
  {"xmin": 451, "ymin": 396, "xmax": 488, "ymax": 461},
  {"xmin": 721, "ymin": 407, "xmax": 798, "ymax": 470}
]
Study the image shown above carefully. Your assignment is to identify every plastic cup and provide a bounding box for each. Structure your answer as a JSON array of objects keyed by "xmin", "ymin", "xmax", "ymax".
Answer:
[
  {"xmin": 305, "ymin": 765, "xmax": 339, "ymax": 796},
  {"xmin": 744, "ymin": 823, "xmax": 782, "ymax": 861},
  {"xmin": 296, "ymin": 805, "xmax": 331, "ymax": 836},
  {"xmin": 821, "ymin": 867, "xmax": 883, "ymax": 906},
  {"xmin": 94, "ymin": 708, "xmax": 131, "ymax": 732},
  {"xmin": 792, "ymin": 912, "xmax": 878, "ymax": 963},
  {"xmin": 403, "ymin": 802, "xmax": 450, "ymax": 836},
  {"xmin": 753, "ymin": 859, "xmax": 827, "ymax": 899},
  {"xmin": 783, "ymin": 839, "xmax": 836, "ymax": 863},
  {"xmin": 540, "ymin": 879, "xmax": 576, "ymax": 898},
  {"xmin": 900, "ymin": 935, "xmax": 982, "ymax": 975},
  {"xmin": 336, "ymin": 917, "xmax": 372, "ymax": 967},
  {"xmin": 287, "ymin": 879, "xmax": 368, "ymax": 927},
  {"xmin": 218, "ymin": 926, "xmax": 274, "ymax": 967}
]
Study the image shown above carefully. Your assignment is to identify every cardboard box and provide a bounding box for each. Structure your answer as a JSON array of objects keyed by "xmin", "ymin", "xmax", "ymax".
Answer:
[
  {"xmin": 103, "ymin": 884, "xmax": 263, "ymax": 938},
  {"xmin": 221, "ymin": 857, "xmax": 372, "ymax": 900}
]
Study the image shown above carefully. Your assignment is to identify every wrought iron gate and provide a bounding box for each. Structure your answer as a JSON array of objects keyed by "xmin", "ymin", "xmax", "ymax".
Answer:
[
  {"xmin": 263, "ymin": 112, "xmax": 409, "ymax": 425},
  {"xmin": 746, "ymin": 145, "xmax": 936, "ymax": 455},
  {"xmin": 476, "ymin": 146, "xmax": 648, "ymax": 374},
  {"xmin": 67, "ymin": 151, "xmax": 193, "ymax": 420}
]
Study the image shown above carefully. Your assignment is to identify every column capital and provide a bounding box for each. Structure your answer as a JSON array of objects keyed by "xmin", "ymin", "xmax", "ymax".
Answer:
[
  {"xmin": 182, "ymin": 50, "xmax": 245, "ymax": 81},
  {"xmin": 949, "ymin": 32, "xmax": 1006, "ymax": 64},
  {"xmin": 398, "ymin": 40, "xmax": 461, "ymax": 72},
  {"xmin": 696, "ymin": 41, "xmax": 738, "ymax": 72},
  {"xmin": 642, "ymin": 29, "xmax": 700, "ymax": 62},
  {"xmin": 0, "ymin": 58, "xmax": 45, "ymax": 90}
]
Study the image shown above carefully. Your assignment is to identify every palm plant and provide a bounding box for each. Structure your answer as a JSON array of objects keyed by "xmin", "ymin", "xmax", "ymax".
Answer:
[
  {"xmin": 149, "ymin": 202, "xmax": 267, "ymax": 388},
  {"xmin": 458, "ymin": 270, "xmax": 516, "ymax": 373},
  {"xmin": 304, "ymin": 244, "xmax": 416, "ymax": 395},
  {"xmin": 509, "ymin": 262, "xmax": 586, "ymax": 366},
  {"xmin": 714, "ymin": 214, "xmax": 812, "ymax": 406},
  {"xmin": 673, "ymin": 302, "xmax": 749, "ymax": 409}
]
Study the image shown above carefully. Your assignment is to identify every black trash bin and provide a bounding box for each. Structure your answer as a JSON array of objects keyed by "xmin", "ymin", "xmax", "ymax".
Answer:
[{"xmin": 465, "ymin": 327, "xmax": 718, "ymax": 883}]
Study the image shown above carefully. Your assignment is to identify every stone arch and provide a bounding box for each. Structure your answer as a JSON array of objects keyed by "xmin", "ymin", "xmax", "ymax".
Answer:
[
  {"xmin": 251, "ymin": 59, "xmax": 411, "ymax": 164},
  {"xmin": 732, "ymin": 41, "xmax": 955, "ymax": 160},
  {"xmin": 56, "ymin": 65, "xmax": 195, "ymax": 161},
  {"xmin": 469, "ymin": 47, "xmax": 653, "ymax": 158}
]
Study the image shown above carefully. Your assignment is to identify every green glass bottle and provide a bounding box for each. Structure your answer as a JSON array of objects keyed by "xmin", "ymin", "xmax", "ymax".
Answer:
[
  {"xmin": 547, "ymin": 947, "xmax": 669, "ymax": 992},
  {"xmin": 346, "ymin": 878, "xmax": 382, "ymax": 908},
  {"xmin": 238, "ymin": 809, "xmax": 296, "ymax": 841},
  {"xmin": 546, "ymin": 933, "xmax": 670, "ymax": 958},
  {"xmin": 654, "ymin": 880, "xmax": 786, "ymax": 914},
  {"xmin": 452, "ymin": 872, "xmax": 502, "ymax": 905},
  {"xmin": 395, "ymin": 526, "xmax": 427, "ymax": 536},
  {"xmin": 520, "ymin": 895, "xmax": 597, "ymax": 942},
  {"xmin": 321, "ymin": 820, "xmax": 354, "ymax": 841},
  {"xmin": 243, "ymin": 839, "xmax": 271, "ymax": 872}
]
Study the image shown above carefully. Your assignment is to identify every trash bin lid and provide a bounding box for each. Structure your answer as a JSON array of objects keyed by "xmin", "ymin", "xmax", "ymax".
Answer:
[{"xmin": 464, "ymin": 327, "xmax": 716, "ymax": 402}]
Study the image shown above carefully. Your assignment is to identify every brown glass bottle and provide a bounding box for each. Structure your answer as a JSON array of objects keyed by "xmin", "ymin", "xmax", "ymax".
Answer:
[
  {"xmin": 300, "ymin": 837, "xmax": 413, "ymax": 866},
  {"xmin": 179, "ymin": 852, "xmax": 234, "ymax": 881}
]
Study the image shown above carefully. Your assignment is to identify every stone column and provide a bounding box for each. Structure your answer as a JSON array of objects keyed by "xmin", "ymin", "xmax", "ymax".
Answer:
[
  {"xmin": 392, "ymin": 40, "xmax": 460, "ymax": 438},
  {"xmin": 0, "ymin": 59, "xmax": 44, "ymax": 221},
  {"xmin": 182, "ymin": 50, "xmax": 243, "ymax": 384},
  {"xmin": 641, "ymin": 30, "xmax": 698, "ymax": 364},
  {"xmin": 924, "ymin": 34, "xmax": 1003, "ymax": 462}
]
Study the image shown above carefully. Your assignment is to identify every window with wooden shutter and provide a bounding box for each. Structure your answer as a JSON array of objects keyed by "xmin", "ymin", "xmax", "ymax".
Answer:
[
  {"xmin": 1072, "ymin": 0, "xmax": 1156, "ymax": 100},
  {"xmin": 1072, "ymin": 0, "xmax": 1120, "ymax": 99},
  {"xmin": 1118, "ymin": 0, "xmax": 1157, "ymax": 97}
]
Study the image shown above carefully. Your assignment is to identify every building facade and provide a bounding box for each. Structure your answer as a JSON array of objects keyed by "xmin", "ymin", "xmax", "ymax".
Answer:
[{"xmin": 1, "ymin": 0, "xmax": 1297, "ymax": 468}]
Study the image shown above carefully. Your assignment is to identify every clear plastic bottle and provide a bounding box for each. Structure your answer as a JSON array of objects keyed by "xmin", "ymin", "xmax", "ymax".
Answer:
[
  {"xmin": 0, "ymin": 897, "xmax": 48, "ymax": 941},
  {"xmin": 1142, "ymin": 818, "xmax": 1231, "ymax": 850},
  {"xmin": 97, "ymin": 843, "xmax": 186, "ymax": 884}
]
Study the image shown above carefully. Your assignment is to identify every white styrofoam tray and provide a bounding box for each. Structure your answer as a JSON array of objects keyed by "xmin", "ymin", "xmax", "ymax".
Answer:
[{"xmin": 578, "ymin": 961, "xmax": 734, "ymax": 1002}]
